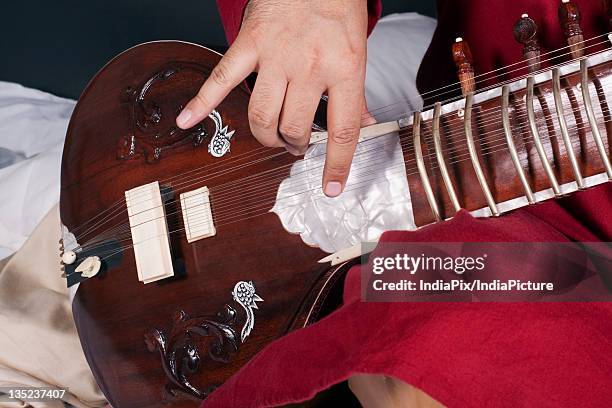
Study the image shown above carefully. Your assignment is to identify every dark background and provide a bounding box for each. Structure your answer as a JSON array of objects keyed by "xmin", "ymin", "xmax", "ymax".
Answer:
[{"xmin": 0, "ymin": 1, "xmax": 435, "ymax": 99}]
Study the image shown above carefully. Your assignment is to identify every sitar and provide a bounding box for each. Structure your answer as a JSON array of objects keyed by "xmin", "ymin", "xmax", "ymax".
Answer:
[{"xmin": 60, "ymin": 3, "xmax": 611, "ymax": 407}]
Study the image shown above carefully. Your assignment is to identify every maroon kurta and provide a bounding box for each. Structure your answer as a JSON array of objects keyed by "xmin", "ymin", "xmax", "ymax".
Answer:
[{"xmin": 204, "ymin": 1, "xmax": 612, "ymax": 406}]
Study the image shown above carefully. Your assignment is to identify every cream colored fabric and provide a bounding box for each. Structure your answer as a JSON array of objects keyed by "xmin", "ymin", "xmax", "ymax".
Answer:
[
  {"xmin": 0, "ymin": 204, "xmax": 106, "ymax": 408},
  {"xmin": 349, "ymin": 374, "xmax": 445, "ymax": 408}
]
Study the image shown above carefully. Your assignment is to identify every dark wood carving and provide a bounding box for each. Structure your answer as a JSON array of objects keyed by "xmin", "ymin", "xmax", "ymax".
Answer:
[
  {"xmin": 144, "ymin": 306, "xmax": 238, "ymax": 401},
  {"xmin": 118, "ymin": 64, "xmax": 213, "ymax": 163}
]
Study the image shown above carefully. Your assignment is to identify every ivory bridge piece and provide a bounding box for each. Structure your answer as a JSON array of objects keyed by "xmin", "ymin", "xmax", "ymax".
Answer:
[
  {"xmin": 180, "ymin": 186, "xmax": 216, "ymax": 243},
  {"xmin": 125, "ymin": 181, "xmax": 174, "ymax": 283}
]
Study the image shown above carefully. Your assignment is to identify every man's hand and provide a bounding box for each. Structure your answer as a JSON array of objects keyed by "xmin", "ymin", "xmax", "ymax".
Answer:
[{"xmin": 176, "ymin": 0, "xmax": 370, "ymax": 197}]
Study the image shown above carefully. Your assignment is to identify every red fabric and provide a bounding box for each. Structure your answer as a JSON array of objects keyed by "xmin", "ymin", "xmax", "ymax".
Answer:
[
  {"xmin": 216, "ymin": 0, "xmax": 382, "ymax": 45},
  {"xmin": 204, "ymin": 1, "xmax": 612, "ymax": 407}
]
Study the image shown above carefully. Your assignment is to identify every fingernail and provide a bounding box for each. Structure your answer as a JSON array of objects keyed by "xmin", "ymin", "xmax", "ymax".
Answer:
[
  {"xmin": 324, "ymin": 181, "xmax": 342, "ymax": 197},
  {"xmin": 176, "ymin": 109, "xmax": 192, "ymax": 128}
]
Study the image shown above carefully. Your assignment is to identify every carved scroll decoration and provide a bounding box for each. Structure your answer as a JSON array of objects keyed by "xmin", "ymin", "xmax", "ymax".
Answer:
[
  {"xmin": 145, "ymin": 281, "xmax": 263, "ymax": 400},
  {"xmin": 118, "ymin": 64, "xmax": 236, "ymax": 162}
]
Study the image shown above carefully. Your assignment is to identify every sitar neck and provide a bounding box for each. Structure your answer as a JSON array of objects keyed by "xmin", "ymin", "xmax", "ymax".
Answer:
[
  {"xmin": 405, "ymin": 47, "xmax": 612, "ymax": 227},
  {"xmin": 308, "ymin": 45, "xmax": 612, "ymax": 229}
]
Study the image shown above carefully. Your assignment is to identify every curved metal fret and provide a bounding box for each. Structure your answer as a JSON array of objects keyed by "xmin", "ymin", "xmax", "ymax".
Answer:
[
  {"xmin": 579, "ymin": 59, "xmax": 612, "ymax": 179},
  {"xmin": 502, "ymin": 85, "xmax": 535, "ymax": 204},
  {"xmin": 526, "ymin": 76, "xmax": 561, "ymax": 196},
  {"xmin": 412, "ymin": 112, "xmax": 442, "ymax": 221},
  {"xmin": 432, "ymin": 102, "xmax": 461, "ymax": 213},
  {"xmin": 463, "ymin": 93, "xmax": 499, "ymax": 216},
  {"xmin": 552, "ymin": 68, "xmax": 585, "ymax": 189}
]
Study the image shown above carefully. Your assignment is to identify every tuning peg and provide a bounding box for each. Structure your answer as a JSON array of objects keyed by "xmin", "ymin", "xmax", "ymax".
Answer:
[
  {"xmin": 452, "ymin": 37, "xmax": 476, "ymax": 96},
  {"xmin": 513, "ymin": 14, "xmax": 541, "ymax": 73},
  {"xmin": 558, "ymin": 0, "xmax": 584, "ymax": 58}
]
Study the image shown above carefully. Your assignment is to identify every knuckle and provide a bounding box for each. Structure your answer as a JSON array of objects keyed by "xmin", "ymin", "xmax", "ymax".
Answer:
[
  {"xmin": 325, "ymin": 160, "xmax": 350, "ymax": 177},
  {"xmin": 279, "ymin": 121, "xmax": 307, "ymax": 141},
  {"xmin": 248, "ymin": 107, "xmax": 276, "ymax": 130},
  {"xmin": 330, "ymin": 126, "xmax": 359, "ymax": 146},
  {"xmin": 243, "ymin": 19, "xmax": 264, "ymax": 39},
  {"xmin": 194, "ymin": 92, "xmax": 211, "ymax": 109},
  {"xmin": 210, "ymin": 62, "xmax": 232, "ymax": 87},
  {"xmin": 305, "ymin": 50, "xmax": 323, "ymax": 76}
]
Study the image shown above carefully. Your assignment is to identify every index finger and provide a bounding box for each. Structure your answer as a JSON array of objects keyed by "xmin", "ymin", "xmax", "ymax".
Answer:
[
  {"xmin": 322, "ymin": 81, "xmax": 364, "ymax": 197},
  {"xmin": 176, "ymin": 36, "xmax": 257, "ymax": 129}
]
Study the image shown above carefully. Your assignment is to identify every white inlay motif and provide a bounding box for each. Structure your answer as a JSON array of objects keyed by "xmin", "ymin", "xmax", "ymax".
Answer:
[
  {"xmin": 208, "ymin": 110, "xmax": 236, "ymax": 158},
  {"xmin": 232, "ymin": 281, "xmax": 263, "ymax": 342}
]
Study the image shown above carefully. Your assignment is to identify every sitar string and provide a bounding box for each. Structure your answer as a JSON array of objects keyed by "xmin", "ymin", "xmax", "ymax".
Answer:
[
  {"xmin": 359, "ymin": 33, "xmax": 611, "ymax": 121},
  {"xmin": 86, "ymin": 130, "xmax": 612, "ymax": 261},
  {"xmin": 70, "ymin": 35, "xmax": 610, "ymax": 235},
  {"xmin": 88, "ymin": 37, "xmax": 611, "ymax": 219},
  {"xmin": 372, "ymin": 38, "xmax": 611, "ymax": 135},
  {"xmin": 76, "ymin": 96, "xmax": 610, "ymax": 249},
  {"xmin": 76, "ymin": 69, "xmax": 610, "ymax": 246},
  {"xmin": 78, "ymin": 112, "xmax": 610, "ymax": 254},
  {"xmin": 69, "ymin": 38, "xmax": 608, "ymax": 242}
]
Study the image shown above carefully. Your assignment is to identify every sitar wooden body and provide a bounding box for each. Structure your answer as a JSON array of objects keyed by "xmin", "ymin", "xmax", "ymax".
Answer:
[
  {"xmin": 61, "ymin": 35, "xmax": 611, "ymax": 408},
  {"xmin": 61, "ymin": 42, "xmax": 343, "ymax": 407}
]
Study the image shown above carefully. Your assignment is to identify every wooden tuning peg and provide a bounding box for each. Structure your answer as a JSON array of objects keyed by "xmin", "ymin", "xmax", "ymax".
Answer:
[
  {"xmin": 452, "ymin": 37, "xmax": 476, "ymax": 96},
  {"xmin": 558, "ymin": 0, "xmax": 584, "ymax": 58},
  {"xmin": 513, "ymin": 14, "xmax": 541, "ymax": 73}
]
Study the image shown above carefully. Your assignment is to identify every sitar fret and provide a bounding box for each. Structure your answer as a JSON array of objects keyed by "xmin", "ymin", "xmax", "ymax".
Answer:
[
  {"xmin": 404, "ymin": 48, "xmax": 612, "ymax": 227},
  {"xmin": 502, "ymin": 85, "xmax": 535, "ymax": 203},
  {"xmin": 432, "ymin": 101, "xmax": 461, "ymax": 213},
  {"xmin": 309, "ymin": 47, "xmax": 611, "ymax": 227},
  {"xmin": 580, "ymin": 59, "xmax": 612, "ymax": 178},
  {"xmin": 412, "ymin": 111, "xmax": 442, "ymax": 221},
  {"xmin": 463, "ymin": 93, "xmax": 500, "ymax": 216},
  {"xmin": 526, "ymin": 76, "xmax": 562, "ymax": 195},
  {"xmin": 552, "ymin": 67, "xmax": 585, "ymax": 188}
]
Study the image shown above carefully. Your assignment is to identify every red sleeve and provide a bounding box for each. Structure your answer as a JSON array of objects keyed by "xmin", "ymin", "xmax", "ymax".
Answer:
[{"xmin": 216, "ymin": 0, "xmax": 382, "ymax": 45}]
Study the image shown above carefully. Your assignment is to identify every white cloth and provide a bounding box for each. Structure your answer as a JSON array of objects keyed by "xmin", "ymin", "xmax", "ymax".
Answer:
[
  {"xmin": 0, "ymin": 82, "xmax": 75, "ymax": 260},
  {"xmin": 365, "ymin": 13, "xmax": 436, "ymax": 122}
]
